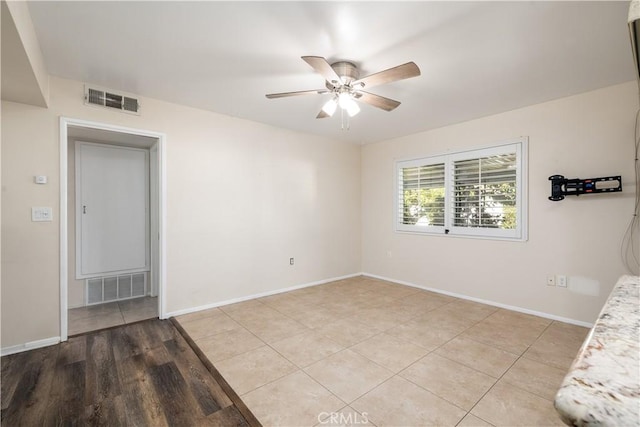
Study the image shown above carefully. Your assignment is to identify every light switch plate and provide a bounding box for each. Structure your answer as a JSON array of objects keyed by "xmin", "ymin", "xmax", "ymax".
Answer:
[{"xmin": 32, "ymin": 207, "xmax": 53, "ymax": 222}]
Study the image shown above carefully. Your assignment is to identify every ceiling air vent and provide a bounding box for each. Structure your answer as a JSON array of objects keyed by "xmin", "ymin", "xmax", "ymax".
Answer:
[{"xmin": 84, "ymin": 85, "xmax": 140, "ymax": 115}]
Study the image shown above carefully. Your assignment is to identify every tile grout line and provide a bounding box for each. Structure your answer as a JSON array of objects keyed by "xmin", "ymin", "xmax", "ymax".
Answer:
[
  {"xmin": 212, "ymin": 289, "xmax": 435, "ymax": 421},
  {"xmin": 177, "ymin": 281, "xmax": 575, "ymax": 427},
  {"xmin": 211, "ymin": 297, "xmax": 357, "ymax": 424},
  {"xmin": 169, "ymin": 317, "xmax": 262, "ymax": 427},
  {"xmin": 462, "ymin": 319, "xmax": 560, "ymax": 423},
  {"xmin": 190, "ymin": 326, "xmax": 267, "ymax": 365},
  {"xmin": 221, "ymin": 283, "xmax": 473, "ymax": 407},
  {"xmin": 250, "ymin": 300, "xmax": 469, "ymax": 422},
  {"xmin": 180, "ymin": 308, "xmax": 315, "ymax": 404},
  {"xmin": 68, "ymin": 296, "xmax": 158, "ymax": 334},
  {"xmin": 358, "ymin": 309, "xmax": 532, "ymax": 424}
]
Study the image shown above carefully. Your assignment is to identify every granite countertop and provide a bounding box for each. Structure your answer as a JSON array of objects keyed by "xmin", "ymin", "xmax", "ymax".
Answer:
[{"xmin": 554, "ymin": 275, "xmax": 640, "ymax": 426}]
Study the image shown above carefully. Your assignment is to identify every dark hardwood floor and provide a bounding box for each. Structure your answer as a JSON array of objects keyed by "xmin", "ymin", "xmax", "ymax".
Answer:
[{"xmin": 1, "ymin": 318, "xmax": 260, "ymax": 426}]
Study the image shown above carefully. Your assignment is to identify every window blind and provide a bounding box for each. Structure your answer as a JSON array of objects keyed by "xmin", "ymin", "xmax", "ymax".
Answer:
[
  {"xmin": 453, "ymin": 153, "xmax": 517, "ymax": 229},
  {"xmin": 399, "ymin": 162, "xmax": 445, "ymax": 227}
]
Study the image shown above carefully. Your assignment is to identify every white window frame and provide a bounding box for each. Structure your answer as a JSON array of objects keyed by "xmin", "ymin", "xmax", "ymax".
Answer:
[
  {"xmin": 395, "ymin": 155, "xmax": 447, "ymax": 234},
  {"xmin": 395, "ymin": 138, "xmax": 528, "ymax": 241}
]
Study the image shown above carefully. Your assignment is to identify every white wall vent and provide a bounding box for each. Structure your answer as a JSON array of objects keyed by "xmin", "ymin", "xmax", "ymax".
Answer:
[
  {"xmin": 84, "ymin": 85, "xmax": 140, "ymax": 115},
  {"xmin": 86, "ymin": 272, "xmax": 147, "ymax": 305}
]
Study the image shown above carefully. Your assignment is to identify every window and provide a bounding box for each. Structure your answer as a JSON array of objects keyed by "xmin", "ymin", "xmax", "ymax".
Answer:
[{"xmin": 396, "ymin": 138, "xmax": 527, "ymax": 240}]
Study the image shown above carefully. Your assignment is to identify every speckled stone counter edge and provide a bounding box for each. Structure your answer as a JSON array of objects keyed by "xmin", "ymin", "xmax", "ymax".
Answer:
[{"xmin": 554, "ymin": 275, "xmax": 640, "ymax": 427}]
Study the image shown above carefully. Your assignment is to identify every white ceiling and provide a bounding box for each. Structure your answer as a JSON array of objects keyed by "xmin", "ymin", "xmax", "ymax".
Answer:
[{"xmin": 28, "ymin": 1, "xmax": 635, "ymax": 144}]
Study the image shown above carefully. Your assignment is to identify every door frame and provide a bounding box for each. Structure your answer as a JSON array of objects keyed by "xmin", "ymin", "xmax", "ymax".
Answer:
[{"xmin": 59, "ymin": 117, "xmax": 168, "ymax": 341}]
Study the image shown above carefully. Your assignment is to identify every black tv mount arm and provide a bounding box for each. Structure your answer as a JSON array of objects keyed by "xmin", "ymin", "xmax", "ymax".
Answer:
[{"xmin": 548, "ymin": 175, "xmax": 622, "ymax": 201}]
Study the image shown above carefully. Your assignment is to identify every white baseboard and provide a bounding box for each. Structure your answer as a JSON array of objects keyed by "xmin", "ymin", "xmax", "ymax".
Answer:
[
  {"xmin": 165, "ymin": 272, "xmax": 364, "ymax": 319},
  {"xmin": 1, "ymin": 336, "xmax": 61, "ymax": 357},
  {"xmin": 363, "ymin": 272, "xmax": 594, "ymax": 328},
  {"xmin": 165, "ymin": 270, "xmax": 593, "ymax": 328}
]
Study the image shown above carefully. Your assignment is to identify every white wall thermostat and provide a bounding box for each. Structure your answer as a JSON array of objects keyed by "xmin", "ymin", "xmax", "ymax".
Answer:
[{"xmin": 34, "ymin": 175, "xmax": 48, "ymax": 184}]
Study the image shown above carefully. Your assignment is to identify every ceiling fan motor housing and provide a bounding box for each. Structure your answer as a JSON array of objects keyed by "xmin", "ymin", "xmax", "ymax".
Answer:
[{"xmin": 326, "ymin": 61, "xmax": 359, "ymax": 88}]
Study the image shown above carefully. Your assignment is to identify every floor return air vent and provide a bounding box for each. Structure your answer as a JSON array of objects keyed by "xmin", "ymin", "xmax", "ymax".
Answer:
[{"xmin": 86, "ymin": 272, "xmax": 147, "ymax": 305}]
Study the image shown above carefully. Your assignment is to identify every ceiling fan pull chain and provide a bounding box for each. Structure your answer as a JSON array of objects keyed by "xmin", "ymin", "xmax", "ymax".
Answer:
[{"xmin": 341, "ymin": 108, "xmax": 349, "ymax": 131}]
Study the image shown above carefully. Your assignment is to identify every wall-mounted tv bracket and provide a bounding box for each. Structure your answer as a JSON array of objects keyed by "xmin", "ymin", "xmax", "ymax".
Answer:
[{"xmin": 548, "ymin": 175, "xmax": 622, "ymax": 201}]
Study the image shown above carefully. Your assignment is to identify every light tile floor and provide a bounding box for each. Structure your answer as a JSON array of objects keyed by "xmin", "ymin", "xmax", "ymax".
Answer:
[
  {"xmin": 68, "ymin": 296, "xmax": 158, "ymax": 335},
  {"xmin": 176, "ymin": 277, "xmax": 589, "ymax": 427}
]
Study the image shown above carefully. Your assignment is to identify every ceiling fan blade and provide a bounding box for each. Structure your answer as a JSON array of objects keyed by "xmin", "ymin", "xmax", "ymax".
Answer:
[
  {"xmin": 316, "ymin": 109, "xmax": 330, "ymax": 119},
  {"xmin": 355, "ymin": 91, "xmax": 401, "ymax": 111},
  {"xmin": 352, "ymin": 62, "xmax": 420, "ymax": 89},
  {"xmin": 302, "ymin": 56, "xmax": 343, "ymax": 87},
  {"xmin": 265, "ymin": 89, "xmax": 328, "ymax": 99}
]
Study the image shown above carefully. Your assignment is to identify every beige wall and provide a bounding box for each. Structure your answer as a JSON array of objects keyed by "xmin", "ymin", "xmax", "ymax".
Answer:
[
  {"xmin": 1, "ymin": 76, "xmax": 362, "ymax": 348},
  {"xmin": 1, "ymin": 102, "xmax": 59, "ymax": 346},
  {"xmin": 2, "ymin": 74, "xmax": 636, "ymax": 349},
  {"xmin": 361, "ymin": 81, "xmax": 638, "ymax": 324},
  {"xmin": 1, "ymin": 1, "xmax": 49, "ymax": 107}
]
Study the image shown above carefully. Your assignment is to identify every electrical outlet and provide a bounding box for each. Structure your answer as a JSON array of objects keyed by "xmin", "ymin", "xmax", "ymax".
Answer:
[
  {"xmin": 547, "ymin": 276, "xmax": 556, "ymax": 286},
  {"xmin": 289, "ymin": 257, "xmax": 294, "ymax": 265},
  {"xmin": 557, "ymin": 275, "xmax": 567, "ymax": 287}
]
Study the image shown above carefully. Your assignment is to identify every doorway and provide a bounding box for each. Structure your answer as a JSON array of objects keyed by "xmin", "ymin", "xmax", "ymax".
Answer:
[{"xmin": 59, "ymin": 117, "xmax": 166, "ymax": 341}]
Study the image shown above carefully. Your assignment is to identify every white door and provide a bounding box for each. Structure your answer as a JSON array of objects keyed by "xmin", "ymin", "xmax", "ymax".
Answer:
[{"xmin": 76, "ymin": 142, "xmax": 149, "ymax": 278}]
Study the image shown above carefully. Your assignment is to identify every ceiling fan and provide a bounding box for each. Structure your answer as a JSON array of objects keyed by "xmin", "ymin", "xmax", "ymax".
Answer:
[{"xmin": 265, "ymin": 56, "xmax": 421, "ymax": 120}]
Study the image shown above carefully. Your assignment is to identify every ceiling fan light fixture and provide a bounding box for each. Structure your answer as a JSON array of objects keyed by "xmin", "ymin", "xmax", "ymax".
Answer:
[
  {"xmin": 346, "ymin": 100, "xmax": 360, "ymax": 117},
  {"xmin": 337, "ymin": 92, "xmax": 360, "ymax": 117},
  {"xmin": 322, "ymin": 98, "xmax": 338, "ymax": 116},
  {"xmin": 338, "ymin": 92, "xmax": 352, "ymax": 108}
]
